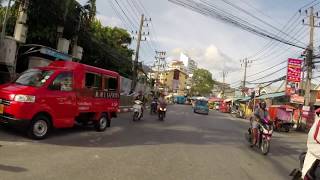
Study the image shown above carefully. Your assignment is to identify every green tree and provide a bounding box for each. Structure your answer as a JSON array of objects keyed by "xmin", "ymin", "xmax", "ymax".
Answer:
[
  {"xmin": 191, "ymin": 69, "xmax": 214, "ymax": 96},
  {"xmin": 21, "ymin": 0, "xmax": 133, "ymax": 78}
]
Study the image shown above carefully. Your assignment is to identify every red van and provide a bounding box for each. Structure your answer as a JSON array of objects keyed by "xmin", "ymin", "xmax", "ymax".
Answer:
[{"xmin": 0, "ymin": 61, "xmax": 120, "ymax": 139}]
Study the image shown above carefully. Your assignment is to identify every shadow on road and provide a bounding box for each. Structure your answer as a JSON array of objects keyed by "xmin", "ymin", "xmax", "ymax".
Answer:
[
  {"xmin": 0, "ymin": 164, "xmax": 28, "ymax": 173},
  {"xmin": 0, "ymin": 105, "xmax": 307, "ymax": 157}
]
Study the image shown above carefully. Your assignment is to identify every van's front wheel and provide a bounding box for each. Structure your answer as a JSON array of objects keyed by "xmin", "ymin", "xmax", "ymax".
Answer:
[
  {"xmin": 27, "ymin": 115, "xmax": 51, "ymax": 140},
  {"xmin": 95, "ymin": 115, "xmax": 108, "ymax": 132}
]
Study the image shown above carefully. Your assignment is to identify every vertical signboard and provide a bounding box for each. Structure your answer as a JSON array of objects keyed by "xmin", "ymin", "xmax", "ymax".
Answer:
[
  {"xmin": 172, "ymin": 69, "xmax": 180, "ymax": 90},
  {"xmin": 286, "ymin": 58, "xmax": 302, "ymax": 96}
]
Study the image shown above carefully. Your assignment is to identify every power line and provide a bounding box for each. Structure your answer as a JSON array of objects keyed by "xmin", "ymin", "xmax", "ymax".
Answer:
[
  {"xmin": 246, "ymin": 76, "xmax": 286, "ymax": 85},
  {"xmin": 114, "ymin": 0, "xmax": 138, "ymax": 29},
  {"xmin": 247, "ymin": 66, "xmax": 287, "ymax": 83},
  {"xmin": 246, "ymin": 0, "xmax": 319, "ymax": 60},
  {"xmin": 247, "ymin": 60, "xmax": 288, "ymax": 78},
  {"xmin": 218, "ymin": 0, "xmax": 307, "ymax": 46},
  {"xmin": 109, "ymin": 0, "xmax": 135, "ymax": 31}
]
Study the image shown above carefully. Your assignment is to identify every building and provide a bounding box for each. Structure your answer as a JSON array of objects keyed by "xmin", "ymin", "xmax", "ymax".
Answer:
[
  {"xmin": 168, "ymin": 60, "xmax": 188, "ymax": 73},
  {"xmin": 180, "ymin": 52, "xmax": 198, "ymax": 74},
  {"xmin": 187, "ymin": 58, "xmax": 198, "ymax": 74},
  {"xmin": 158, "ymin": 69, "xmax": 188, "ymax": 96},
  {"xmin": 211, "ymin": 80, "xmax": 235, "ymax": 98}
]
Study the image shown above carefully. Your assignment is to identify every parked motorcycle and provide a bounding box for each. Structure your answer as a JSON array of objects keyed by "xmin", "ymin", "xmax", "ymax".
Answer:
[
  {"xmin": 158, "ymin": 103, "xmax": 167, "ymax": 121},
  {"xmin": 133, "ymin": 100, "xmax": 143, "ymax": 121},
  {"xmin": 274, "ymin": 118, "xmax": 292, "ymax": 132},
  {"xmin": 245, "ymin": 117, "xmax": 273, "ymax": 155}
]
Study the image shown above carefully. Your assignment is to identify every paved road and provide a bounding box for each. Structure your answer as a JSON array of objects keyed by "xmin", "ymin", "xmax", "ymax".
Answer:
[{"xmin": 0, "ymin": 105, "xmax": 307, "ymax": 180}]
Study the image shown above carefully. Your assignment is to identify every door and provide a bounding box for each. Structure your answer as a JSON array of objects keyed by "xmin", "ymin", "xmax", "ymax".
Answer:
[{"xmin": 46, "ymin": 72, "xmax": 77, "ymax": 128}]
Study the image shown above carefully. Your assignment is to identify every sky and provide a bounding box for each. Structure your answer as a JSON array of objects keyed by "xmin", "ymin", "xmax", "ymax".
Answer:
[{"xmin": 76, "ymin": 0, "xmax": 320, "ymax": 86}]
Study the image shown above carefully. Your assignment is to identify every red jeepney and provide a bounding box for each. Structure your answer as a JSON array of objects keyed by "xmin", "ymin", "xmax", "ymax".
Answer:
[{"xmin": 0, "ymin": 61, "xmax": 120, "ymax": 139}]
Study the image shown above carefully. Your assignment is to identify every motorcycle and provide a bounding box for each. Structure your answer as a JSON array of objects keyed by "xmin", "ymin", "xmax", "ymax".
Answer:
[
  {"xmin": 245, "ymin": 117, "xmax": 273, "ymax": 155},
  {"xmin": 158, "ymin": 103, "xmax": 167, "ymax": 121},
  {"xmin": 133, "ymin": 100, "xmax": 143, "ymax": 121},
  {"xmin": 290, "ymin": 152, "xmax": 306, "ymax": 180},
  {"xmin": 150, "ymin": 99, "xmax": 158, "ymax": 115},
  {"xmin": 290, "ymin": 152, "xmax": 320, "ymax": 180}
]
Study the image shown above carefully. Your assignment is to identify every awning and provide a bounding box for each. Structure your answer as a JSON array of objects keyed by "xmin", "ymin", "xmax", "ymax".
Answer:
[
  {"xmin": 208, "ymin": 97, "xmax": 222, "ymax": 102},
  {"xmin": 233, "ymin": 97, "xmax": 243, "ymax": 101},
  {"xmin": 257, "ymin": 92, "xmax": 285, "ymax": 100},
  {"xmin": 239, "ymin": 97, "xmax": 251, "ymax": 102}
]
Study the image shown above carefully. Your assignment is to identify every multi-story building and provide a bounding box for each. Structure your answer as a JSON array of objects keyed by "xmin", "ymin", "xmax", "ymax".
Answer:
[
  {"xmin": 180, "ymin": 52, "xmax": 198, "ymax": 75},
  {"xmin": 158, "ymin": 69, "xmax": 188, "ymax": 96},
  {"xmin": 168, "ymin": 60, "xmax": 188, "ymax": 73}
]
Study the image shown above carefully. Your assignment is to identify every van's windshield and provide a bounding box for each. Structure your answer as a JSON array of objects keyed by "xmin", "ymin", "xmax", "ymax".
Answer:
[{"xmin": 15, "ymin": 69, "xmax": 54, "ymax": 87}]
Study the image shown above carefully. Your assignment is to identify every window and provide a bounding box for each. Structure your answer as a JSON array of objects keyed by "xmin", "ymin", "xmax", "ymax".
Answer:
[
  {"xmin": 108, "ymin": 78, "xmax": 118, "ymax": 91},
  {"xmin": 85, "ymin": 73, "xmax": 101, "ymax": 90},
  {"xmin": 103, "ymin": 76, "xmax": 118, "ymax": 91},
  {"xmin": 15, "ymin": 69, "xmax": 54, "ymax": 87},
  {"xmin": 49, "ymin": 72, "xmax": 73, "ymax": 91}
]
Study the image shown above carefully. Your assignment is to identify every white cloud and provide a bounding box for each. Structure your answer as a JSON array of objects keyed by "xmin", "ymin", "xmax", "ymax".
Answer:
[
  {"xmin": 96, "ymin": 14, "xmax": 122, "ymax": 27},
  {"xmin": 168, "ymin": 44, "xmax": 240, "ymax": 72}
]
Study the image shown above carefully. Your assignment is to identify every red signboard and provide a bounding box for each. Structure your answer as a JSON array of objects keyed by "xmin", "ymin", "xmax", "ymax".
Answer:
[
  {"xmin": 286, "ymin": 58, "xmax": 303, "ymax": 96},
  {"xmin": 287, "ymin": 58, "xmax": 302, "ymax": 82}
]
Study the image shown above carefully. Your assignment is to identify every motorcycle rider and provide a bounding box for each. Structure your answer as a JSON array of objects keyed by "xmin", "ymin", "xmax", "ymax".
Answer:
[
  {"xmin": 135, "ymin": 91, "xmax": 146, "ymax": 116},
  {"xmin": 150, "ymin": 96, "xmax": 158, "ymax": 114},
  {"xmin": 157, "ymin": 93, "xmax": 167, "ymax": 111},
  {"xmin": 251, "ymin": 101, "xmax": 269, "ymax": 146},
  {"xmin": 302, "ymin": 109, "xmax": 320, "ymax": 179}
]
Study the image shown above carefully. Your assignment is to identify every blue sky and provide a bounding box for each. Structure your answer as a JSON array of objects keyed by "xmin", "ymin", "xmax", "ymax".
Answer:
[{"xmin": 76, "ymin": 0, "xmax": 319, "ymax": 86}]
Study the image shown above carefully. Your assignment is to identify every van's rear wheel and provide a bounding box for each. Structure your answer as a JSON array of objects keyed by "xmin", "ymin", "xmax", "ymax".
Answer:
[
  {"xmin": 27, "ymin": 115, "xmax": 51, "ymax": 140},
  {"xmin": 95, "ymin": 115, "xmax": 108, "ymax": 132}
]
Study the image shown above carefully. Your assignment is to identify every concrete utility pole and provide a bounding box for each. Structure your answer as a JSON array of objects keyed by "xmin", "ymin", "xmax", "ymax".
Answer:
[
  {"xmin": 131, "ymin": 14, "xmax": 151, "ymax": 93},
  {"xmin": 304, "ymin": 6, "xmax": 316, "ymax": 106},
  {"xmin": 222, "ymin": 70, "xmax": 228, "ymax": 98},
  {"xmin": 154, "ymin": 51, "xmax": 167, "ymax": 90},
  {"xmin": 240, "ymin": 58, "xmax": 252, "ymax": 97}
]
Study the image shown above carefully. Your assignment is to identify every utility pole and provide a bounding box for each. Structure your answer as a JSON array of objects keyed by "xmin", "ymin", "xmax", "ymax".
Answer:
[
  {"xmin": 154, "ymin": 51, "xmax": 167, "ymax": 91},
  {"xmin": 240, "ymin": 58, "xmax": 252, "ymax": 97},
  {"xmin": 221, "ymin": 70, "xmax": 228, "ymax": 98},
  {"xmin": 302, "ymin": 6, "xmax": 318, "ymax": 106},
  {"xmin": 131, "ymin": 14, "xmax": 151, "ymax": 93}
]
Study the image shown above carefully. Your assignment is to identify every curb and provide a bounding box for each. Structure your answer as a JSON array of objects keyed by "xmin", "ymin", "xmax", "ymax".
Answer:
[
  {"xmin": 118, "ymin": 107, "xmax": 134, "ymax": 113},
  {"xmin": 118, "ymin": 106, "xmax": 150, "ymax": 113}
]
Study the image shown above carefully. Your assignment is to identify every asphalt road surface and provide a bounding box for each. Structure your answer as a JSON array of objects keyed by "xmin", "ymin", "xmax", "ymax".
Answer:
[{"xmin": 0, "ymin": 105, "xmax": 307, "ymax": 180}]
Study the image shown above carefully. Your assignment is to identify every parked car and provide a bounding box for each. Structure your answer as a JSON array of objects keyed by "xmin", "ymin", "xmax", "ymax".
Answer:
[
  {"xmin": 194, "ymin": 99, "xmax": 209, "ymax": 115},
  {"xmin": 0, "ymin": 61, "xmax": 120, "ymax": 139}
]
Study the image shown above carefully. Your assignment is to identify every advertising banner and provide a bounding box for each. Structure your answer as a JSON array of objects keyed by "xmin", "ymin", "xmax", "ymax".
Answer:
[{"xmin": 286, "ymin": 58, "xmax": 303, "ymax": 95}]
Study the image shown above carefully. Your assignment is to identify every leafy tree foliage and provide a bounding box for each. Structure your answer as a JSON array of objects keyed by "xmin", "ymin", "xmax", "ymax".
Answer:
[
  {"xmin": 1, "ymin": 0, "xmax": 134, "ymax": 78},
  {"xmin": 191, "ymin": 69, "xmax": 214, "ymax": 96}
]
